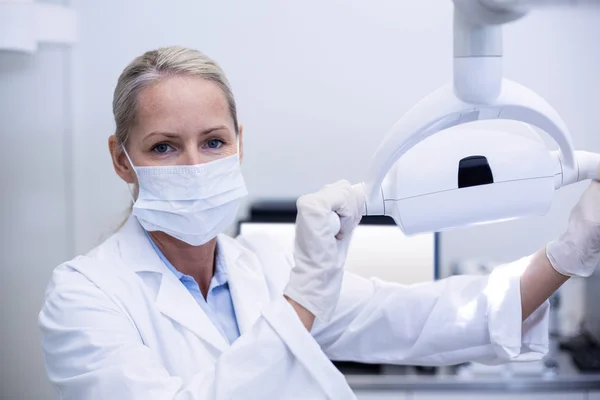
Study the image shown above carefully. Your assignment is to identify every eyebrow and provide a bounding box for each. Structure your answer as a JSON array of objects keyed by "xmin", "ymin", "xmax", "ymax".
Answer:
[{"xmin": 146, "ymin": 125, "xmax": 230, "ymax": 140}]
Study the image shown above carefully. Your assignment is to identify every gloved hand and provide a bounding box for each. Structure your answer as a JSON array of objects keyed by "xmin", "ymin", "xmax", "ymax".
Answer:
[
  {"xmin": 284, "ymin": 180, "xmax": 365, "ymax": 322},
  {"xmin": 547, "ymin": 181, "xmax": 600, "ymax": 277}
]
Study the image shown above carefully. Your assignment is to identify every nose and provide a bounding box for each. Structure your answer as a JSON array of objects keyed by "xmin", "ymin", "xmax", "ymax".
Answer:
[{"xmin": 179, "ymin": 147, "xmax": 204, "ymax": 166}]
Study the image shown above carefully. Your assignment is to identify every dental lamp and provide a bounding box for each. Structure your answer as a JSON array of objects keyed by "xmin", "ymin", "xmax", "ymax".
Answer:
[{"xmin": 358, "ymin": 0, "xmax": 600, "ymax": 235}]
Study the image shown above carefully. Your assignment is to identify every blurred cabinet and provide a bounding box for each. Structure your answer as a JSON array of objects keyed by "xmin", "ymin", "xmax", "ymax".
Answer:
[
  {"xmin": 354, "ymin": 392, "xmax": 409, "ymax": 400},
  {"xmin": 411, "ymin": 392, "xmax": 586, "ymax": 400},
  {"xmin": 354, "ymin": 391, "xmax": 589, "ymax": 400},
  {"xmin": 354, "ymin": 391, "xmax": 600, "ymax": 399}
]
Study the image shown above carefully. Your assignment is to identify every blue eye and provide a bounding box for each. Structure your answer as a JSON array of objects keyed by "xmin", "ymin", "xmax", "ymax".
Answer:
[
  {"xmin": 206, "ymin": 139, "xmax": 224, "ymax": 149},
  {"xmin": 152, "ymin": 143, "xmax": 173, "ymax": 154}
]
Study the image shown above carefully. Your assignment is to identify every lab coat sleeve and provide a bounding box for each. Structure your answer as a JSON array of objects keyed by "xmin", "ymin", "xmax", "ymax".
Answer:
[
  {"xmin": 311, "ymin": 256, "xmax": 550, "ymax": 366},
  {"xmin": 39, "ymin": 265, "xmax": 353, "ymax": 400}
]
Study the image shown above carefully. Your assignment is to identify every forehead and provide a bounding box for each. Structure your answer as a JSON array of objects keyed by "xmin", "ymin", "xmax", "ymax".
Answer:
[{"xmin": 133, "ymin": 75, "xmax": 232, "ymax": 134}]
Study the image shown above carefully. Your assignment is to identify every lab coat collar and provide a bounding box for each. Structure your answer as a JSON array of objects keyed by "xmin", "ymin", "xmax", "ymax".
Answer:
[
  {"xmin": 114, "ymin": 215, "xmax": 271, "ymax": 349},
  {"xmin": 116, "ymin": 215, "xmax": 165, "ymax": 274},
  {"xmin": 115, "ymin": 215, "xmax": 230, "ymax": 352},
  {"xmin": 216, "ymin": 234, "xmax": 271, "ymax": 336}
]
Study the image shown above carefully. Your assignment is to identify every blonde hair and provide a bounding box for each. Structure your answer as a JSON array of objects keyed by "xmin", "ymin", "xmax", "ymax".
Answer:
[{"xmin": 112, "ymin": 46, "xmax": 239, "ymax": 146}]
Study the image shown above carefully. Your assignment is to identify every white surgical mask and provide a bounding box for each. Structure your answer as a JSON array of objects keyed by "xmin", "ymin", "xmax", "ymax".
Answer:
[{"xmin": 122, "ymin": 146, "xmax": 248, "ymax": 246}]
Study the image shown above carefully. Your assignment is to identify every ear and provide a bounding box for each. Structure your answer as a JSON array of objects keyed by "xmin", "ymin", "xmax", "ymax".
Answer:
[
  {"xmin": 108, "ymin": 135, "xmax": 136, "ymax": 184},
  {"xmin": 238, "ymin": 124, "xmax": 244, "ymax": 163}
]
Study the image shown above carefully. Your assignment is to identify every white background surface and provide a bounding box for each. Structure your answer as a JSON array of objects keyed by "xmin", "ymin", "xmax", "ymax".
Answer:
[
  {"xmin": 240, "ymin": 223, "xmax": 436, "ymax": 284},
  {"xmin": 1, "ymin": 1, "xmax": 600, "ymax": 399}
]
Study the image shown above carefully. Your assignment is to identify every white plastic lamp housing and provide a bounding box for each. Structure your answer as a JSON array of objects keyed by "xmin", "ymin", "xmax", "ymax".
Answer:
[
  {"xmin": 0, "ymin": 0, "xmax": 76, "ymax": 53},
  {"xmin": 358, "ymin": 77, "xmax": 600, "ymax": 235},
  {"xmin": 353, "ymin": 0, "xmax": 600, "ymax": 235},
  {"xmin": 361, "ymin": 78, "xmax": 578, "ymax": 218},
  {"xmin": 378, "ymin": 127, "xmax": 559, "ymax": 235}
]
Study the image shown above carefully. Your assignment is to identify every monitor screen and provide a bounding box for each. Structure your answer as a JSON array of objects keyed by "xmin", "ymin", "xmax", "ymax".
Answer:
[{"xmin": 238, "ymin": 222, "xmax": 437, "ymax": 284}]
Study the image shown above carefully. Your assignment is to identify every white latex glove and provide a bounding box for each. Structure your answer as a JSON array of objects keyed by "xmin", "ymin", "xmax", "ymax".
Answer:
[
  {"xmin": 284, "ymin": 180, "xmax": 365, "ymax": 322},
  {"xmin": 547, "ymin": 181, "xmax": 600, "ymax": 277}
]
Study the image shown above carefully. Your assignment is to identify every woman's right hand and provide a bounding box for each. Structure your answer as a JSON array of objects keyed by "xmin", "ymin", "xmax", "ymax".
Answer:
[
  {"xmin": 283, "ymin": 180, "xmax": 365, "ymax": 328},
  {"xmin": 547, "ymin": 180, "xmax": 600, "ymax": 277}
]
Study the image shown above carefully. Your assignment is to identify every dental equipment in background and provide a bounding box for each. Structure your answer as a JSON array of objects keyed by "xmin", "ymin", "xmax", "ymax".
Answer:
[{"xmin": 356, "ymin": 0, "xmax": 600, "ymax": 235}]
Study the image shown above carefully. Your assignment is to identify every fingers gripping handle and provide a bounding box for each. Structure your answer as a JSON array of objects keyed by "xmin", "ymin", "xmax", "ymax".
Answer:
[
  {"xmin": 352, "ymin": 183, "xmax": 370, "ymax": 217},
  {"xmin": 331, "ymin": 184, "xmax": 367, "ymax": 239},
  {"xmin": 327, "ymin": 212, "xmax": 342, "ymax": 239}
]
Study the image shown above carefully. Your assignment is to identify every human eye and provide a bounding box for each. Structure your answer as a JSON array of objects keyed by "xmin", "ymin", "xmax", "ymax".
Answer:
[
  {"xmin": 204, "ymin": 138, "xmax": 225, "ymax": 150},
  {"xmin": 151, "ymin": 142, "xmax": 175, "ymax": 154}
]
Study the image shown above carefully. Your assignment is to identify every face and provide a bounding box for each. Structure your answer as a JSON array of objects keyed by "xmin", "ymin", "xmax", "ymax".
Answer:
[{"xmin": 109, "ymin": 75, "xmax": 243, "ymax": 184}]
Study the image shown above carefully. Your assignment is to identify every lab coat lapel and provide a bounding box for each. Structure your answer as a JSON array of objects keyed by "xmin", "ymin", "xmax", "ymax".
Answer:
[
  {"xmin": 117, "ymin": 216, "xmax": 229, "ymax": 353},
  {"xmin": 217, "ymin": 235, "xmax": 271, "ymax": 335},
  {"xmin": 154, "ymin": 272, "xmax": 230, "ymax": 352}
]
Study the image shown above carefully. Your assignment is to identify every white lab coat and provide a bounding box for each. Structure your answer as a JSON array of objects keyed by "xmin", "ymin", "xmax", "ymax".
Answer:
[{"xmin": 39, "ymin": 216, "xmax": 549, "ymax": 400}]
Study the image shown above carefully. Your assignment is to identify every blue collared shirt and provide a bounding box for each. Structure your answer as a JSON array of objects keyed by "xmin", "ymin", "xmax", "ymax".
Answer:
[{"xmin": 144, "ymin": 231, "xmax": 241, "ymax": 344}]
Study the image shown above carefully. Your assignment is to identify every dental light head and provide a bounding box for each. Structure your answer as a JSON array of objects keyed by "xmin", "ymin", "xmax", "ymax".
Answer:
[{"xmin": 357, "ymin": 0, "xmax": 600, "ymax": 235}]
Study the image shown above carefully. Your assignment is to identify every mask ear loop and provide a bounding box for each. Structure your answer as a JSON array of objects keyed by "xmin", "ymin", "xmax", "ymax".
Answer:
[{"xmin": 121, "ymin": 145, "xmax": 138, "ymax": 204}]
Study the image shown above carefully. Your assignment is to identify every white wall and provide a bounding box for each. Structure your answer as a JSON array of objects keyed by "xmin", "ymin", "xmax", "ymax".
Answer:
[
  {"xmin": 72, "ymin": 0, "xmax": 464, "ymax": 252},
  {"xmin": 1, "ymin": 1, "xmax": 599, "ymax": 398},
  {"xmin": 0, "ymin": 45, "xmax": 71, "ymax": 400},
  {"xmin": 71, "ymin": 1, "xmax": 600, "ymax": 261}
]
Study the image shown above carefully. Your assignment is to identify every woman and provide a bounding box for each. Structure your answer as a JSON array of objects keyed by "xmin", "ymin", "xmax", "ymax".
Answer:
[{"xmin": 39, "ymin": 46, "xmax": 600, "ymax": 400}]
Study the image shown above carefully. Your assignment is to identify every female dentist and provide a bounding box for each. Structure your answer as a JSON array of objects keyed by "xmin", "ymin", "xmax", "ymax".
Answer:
[{"xmin": 39, "ymin": 46, "xmax": 600, "ymax": 400}]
